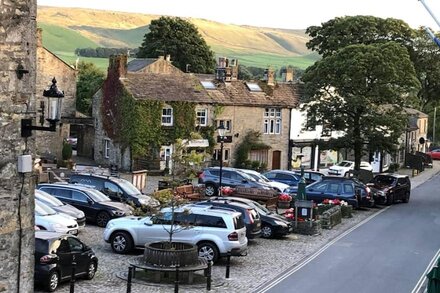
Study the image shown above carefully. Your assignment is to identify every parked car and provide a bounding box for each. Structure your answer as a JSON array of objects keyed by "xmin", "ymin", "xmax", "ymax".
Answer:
[
  {"xmin": 239, "ymin": 169, "xmax": 289, "ymax": 192},
  {"xmin": 427, "ymin": 149, "xmax": 440, "ymax": 160},
  {"xmin": 37, "ymin": 183, "xmax": 133, "ymax": 227},
  {"xmin": 198, "ymin": 167, "xmax": 273, "ymax": 197},
  {"xmin": 69, "ymin": 173, "xmax": 159, "ymax": 208},
  {"xmin": 210, "ymin": 196, "xmax": 292, "ymax": 238},
  {"xmin": 103, "ymin": 204, "xmax": 248, "ymax": 263},
  {"xmin": 292, "ymin": 170, "xmax": 325, "ymax": 185},
  {"xmin": 328, "ymin": 160, "xmax": 373, "ymax": 177},
  {"xmin": 367, "ymin": 174, "xmax": 411, "ymax": 205},
  {"xmin": 195, "ymin": 199, "xmax": 262, "ymax": 239},
  {"xmin": 35, "ymin": 231, "xmax": 98, "ymax": 292},
  {"xmin": 285, "ymin": 176, "xmax": 374, "ymax": 208},
  {"xmin": 35, "ymin": 200, "xmax": 79, "ymax": 235},
  {"xmin": 262, "ymin": 170, "xmax": 301, "ymax": 187},
  {"xmin": 36, "ymin": 189, "xmax": 86, "ymax": 229}
]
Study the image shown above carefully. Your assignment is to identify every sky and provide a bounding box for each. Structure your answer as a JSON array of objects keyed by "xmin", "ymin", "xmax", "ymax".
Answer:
[{"xmin": 37, "ymin": 0, "xmax": 440, "ymax": 30}]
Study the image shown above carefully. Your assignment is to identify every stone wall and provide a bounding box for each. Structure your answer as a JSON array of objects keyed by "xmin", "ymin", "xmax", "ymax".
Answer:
[
  {"xmin": 0, "ymin": 0, "xmax": 37, "ymax": 292},
  {"xmin": 36, "ymin": 28, "xmax": 77, "ymax": 160}
]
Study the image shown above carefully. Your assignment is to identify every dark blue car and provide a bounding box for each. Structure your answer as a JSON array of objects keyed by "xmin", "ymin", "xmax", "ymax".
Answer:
[
  {"xmin": 262, "ymin": 170, "xmax": 300, "ymax": 187},
  {"xmin": 285, "ymin": 176, "xmax": 374, "ymax": 208}
]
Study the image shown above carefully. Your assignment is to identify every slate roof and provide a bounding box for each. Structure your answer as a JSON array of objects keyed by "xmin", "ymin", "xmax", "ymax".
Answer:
[
  {"xmin": 127, "ymin": 59, "xmax": 157, "ymax": 72},
  {"xmin": 122, "ymin": 72, "xmax": 300, "ymax": 108}
]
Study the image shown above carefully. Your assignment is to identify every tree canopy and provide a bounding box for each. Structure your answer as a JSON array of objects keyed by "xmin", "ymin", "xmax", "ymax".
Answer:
[
  {"xmin": 76, "ymin": 61, "xmax": 105, "ymax": 115},
  {"xmin": 302, "ymin": 41, "xmax": 420, "ymax": 170},
  {"xmin": 137, "ymin": 16, "xmax": 216, "ymax": 74}
]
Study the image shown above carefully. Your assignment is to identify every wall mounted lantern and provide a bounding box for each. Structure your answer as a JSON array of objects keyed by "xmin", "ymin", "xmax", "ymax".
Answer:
[{"xmin": 21, "ymin": 77, "xmax": 64, "ymax": 137}]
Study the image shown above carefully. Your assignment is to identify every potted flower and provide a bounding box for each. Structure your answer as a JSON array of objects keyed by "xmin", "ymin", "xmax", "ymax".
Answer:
[
  {"xmin": 277, "ymin": 193, "xmax": 292, "ymax": 209},
  {"xmin": 221, "ymin": 186, "xmax": 234, "ymax": 196}
]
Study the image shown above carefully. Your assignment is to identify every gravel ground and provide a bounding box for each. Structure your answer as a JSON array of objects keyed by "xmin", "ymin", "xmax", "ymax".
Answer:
[{"xmin": 35, "ymin": 206, "xmax": 379, "ymax": 293}]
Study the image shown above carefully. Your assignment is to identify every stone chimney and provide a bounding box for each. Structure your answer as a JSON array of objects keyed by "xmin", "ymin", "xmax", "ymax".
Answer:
[
  {"xmin": 284, "ymin": 66, "xmax": 295, "ymax": 82},
  {"xmin": 230, "ymin": 59, "xmax": 238, "ymax": 81},
  {"xmin": 264, "ymin": 68, "xmax": 275, "ymax": 86},
  {"xmin": 108, "ymin": 54, "xmax": 128, "ymax": 78},
  {"xmin": 165, "ymin": 54, "xmax": 171, "ymax": 62},
  {"xmin": 37, "ymin": 27, "xmax": 43, "ymax": 47}
]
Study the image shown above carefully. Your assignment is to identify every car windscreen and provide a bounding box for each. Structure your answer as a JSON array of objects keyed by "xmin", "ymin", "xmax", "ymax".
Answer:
[
  {"xmin": 250, "ymin": 201, "xmax": 270, "ymax": 215},
  {"xmin": 87, "ymin": 189, "xmax": 111, "ymax": 202},
  {"xmin": 117, "ymin": 180, "xmax": 142, "ymax": 196},
  {"xmin": 36, "ymin": 191, "xmax": 64, "ymax": 207},
  {"xmin": 237, "ymin": 171, "xmax": 257, "ymax": 182},
  {"xmin": 373, "ymin": 176, "xmax": 396, "ymax": 185},
  {"xmin": 35, "ymin": 201, "xmax": 57, "ymax": 216},
  {"xmin": 337, "ymin": 161, "xmax": 352, "ymax": 167}
]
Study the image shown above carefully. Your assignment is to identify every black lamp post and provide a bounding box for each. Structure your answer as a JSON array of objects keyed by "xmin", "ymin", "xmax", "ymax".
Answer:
[
  {"xmin": 217, "ymin": 124, "xmax": 226, "ymax": 196},
  {"xmin": 21, "ymin": 77, "xmax": 64, "ymax": 137}
]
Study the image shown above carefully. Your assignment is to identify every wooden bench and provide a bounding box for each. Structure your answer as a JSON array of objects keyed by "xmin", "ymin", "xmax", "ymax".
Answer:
[{"xmin": 175, "ymin": 184, "xmax": 203, "ymax": 201}]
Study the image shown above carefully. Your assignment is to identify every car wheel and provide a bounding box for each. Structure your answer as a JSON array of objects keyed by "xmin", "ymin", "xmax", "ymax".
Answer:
[
  {"xmin": 197, "ymin": 241, "xmax": 219, "ymax": 263},
  {"xmin": 261, "ymin": 225, "xmax": 274, "ymax": 238},
  {"xmin": 96, "ymin": 211, "xmax": 111, "ymax": 227},
  {"xmin": 386, "ymin": 193, "xmax": 394, "ymax": 205},
  {"xmin": 110, "ymin": 231, "xmax": 133, "ymax": 254},
  {"xmin": 46, "ymin": 270, "xmax": 59, "ymax": 292},
  {"xmin": 204, "ymin": 184, "xmax": 217, "ymax": 197},
  {"xmin": 85, "ymin": 261, "xmax": 97, "ymax": 280},
  {"xmin": 402, "ymin": 192, "xmax": 410, "ymax": 203}
]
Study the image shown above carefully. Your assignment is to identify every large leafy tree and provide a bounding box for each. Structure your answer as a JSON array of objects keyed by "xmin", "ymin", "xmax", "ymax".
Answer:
[
  {"xmin": 138, "ymin": 16, "xmax": 216, "ymax": 74},
  {"xmin": 302, "ymin": 42, "xmax": 420, "ymax": 170},
  {"xmin": 76, "ymin": 61, "xmax": 105, "ymax": 115}
]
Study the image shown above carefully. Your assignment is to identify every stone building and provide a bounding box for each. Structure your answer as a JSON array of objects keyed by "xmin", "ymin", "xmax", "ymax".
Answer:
[
  {"xmin": 0, "ymin": 1, "xmax": 37, "ymax": 292},
  {"xmin": 93, "ymin": 55, "xmax": 300, "ymax": 172},
  {"xmin": 36, "ymin": 28, "xmax": 77, "ymax": 160}
]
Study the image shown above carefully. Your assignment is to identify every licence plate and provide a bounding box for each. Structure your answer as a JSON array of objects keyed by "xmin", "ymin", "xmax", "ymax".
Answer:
[{"xmin": 68, "ymin": 230, "xmax": 78, "ymax": 235}]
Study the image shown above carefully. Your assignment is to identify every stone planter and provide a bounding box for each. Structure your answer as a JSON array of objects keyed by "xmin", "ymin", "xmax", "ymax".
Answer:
[
  {"xmin": 292, "ymin": 220, "xmax": 321, "ymax": 235},
  {"xmin": 144, "ymin": 242, "xmax": 198, "ymax": 267},
  {"xmin": 320, "ymin": 206, "xmax": 342, "ymax": 229},
  {"xmin": 277, "ymin": 201, "xmax": 291, "ymax": 209},
  {"xmin": 341, "ymin": 205, "xmax": 353, "ymax": 218}
]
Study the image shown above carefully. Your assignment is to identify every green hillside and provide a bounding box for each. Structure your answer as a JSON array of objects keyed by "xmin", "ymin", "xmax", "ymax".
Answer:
[{"xmin": 37, "ymin": 6, "xmax": 319, "ymax": 71}]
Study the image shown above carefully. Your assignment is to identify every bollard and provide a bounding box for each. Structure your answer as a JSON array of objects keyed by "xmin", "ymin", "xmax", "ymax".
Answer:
[
  {"xmin": 126, "ymin": 266, "xmax": 133, "ymax": 293},
  {"xmin": 70, "ymin": 262, "xmax": 76, "ymax": 293},
  {"xmin": 225, "ymin": 252, "xmax": 231, "ymax": 279},
  {"xmin": 174, "ymin": 265, "xmax": 180, "ymax": 293},
  {"xmin": 206, "ymin": 261, "xmax": 212, "ymax": 291}
]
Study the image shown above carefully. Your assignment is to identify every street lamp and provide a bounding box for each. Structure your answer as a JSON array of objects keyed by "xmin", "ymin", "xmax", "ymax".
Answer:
[
  {"xmin": 217, "ymin": 124, "xmax": 226, "ymax": 196},
  {"xmin": 21, "ymin": 77, "xmax": 64, "ymax": 137}
]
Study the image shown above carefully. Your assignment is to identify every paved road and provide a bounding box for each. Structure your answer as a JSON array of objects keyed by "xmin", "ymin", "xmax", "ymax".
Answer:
[{"xmin": 258, "ymin": 174, "xmax": 440, "ymax": 293}]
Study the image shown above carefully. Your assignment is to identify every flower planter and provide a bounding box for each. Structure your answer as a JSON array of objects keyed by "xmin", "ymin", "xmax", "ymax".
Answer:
[
  {"xmin": 277, "ymin": 201, "xmax": 291, "ymax": 209},
  {"xmin": 292, "ymin": 220, "xmax": 321, "ymax": 235},
  {"xmin": 320, "ymin": 206, "xmax": 342, "ymax": 229},
  {"xmin": 341, "ymin": 205, "xmax": 353, "ymax": 218}
]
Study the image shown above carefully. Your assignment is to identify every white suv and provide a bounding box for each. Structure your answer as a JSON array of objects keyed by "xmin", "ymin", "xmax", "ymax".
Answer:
[
  {"xmin": 103, "ymin": 205, "xmax": 248, "ymax": 263},
  {"xmin": 328, "ymin": 160, "xmax": 373, "ymax": 177}
]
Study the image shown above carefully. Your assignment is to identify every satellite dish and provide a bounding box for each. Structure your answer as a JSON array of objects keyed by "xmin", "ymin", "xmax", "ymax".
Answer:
[{"xmin": 419, "ymin": 137, "xmax": 426, "ymax": 144}]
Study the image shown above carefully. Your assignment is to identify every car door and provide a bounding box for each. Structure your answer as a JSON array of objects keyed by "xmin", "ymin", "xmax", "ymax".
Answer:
[
  {"xmin": 67, "ymin": 236, "xmax": 88, "ymax": 275},
  {"xmin": 71, "ymin": 190, "xmax": 97, "ymax": 221},
  {"xmin": 395, "ymin": 178, "xmax": 406, "ymax": 200},
  {"xmin": 325, "ymin": 182, "xmax": 341, "ymax": 201},
  {"xmin": 41, "ymin": 187, "xmax": 75, "ymax": 207},
  {"xmin": 54, "ymin": 238, "xmax": 73, "ymax": 279},
  {"xmin": 340, "ymin": 183, "xmax": 356, "ymax": 202},
  {"xmin": 103, "ymin": 181, "xmax": 126, "ymax": 202},
  {"xmin": 306, "ymin": 181, "xmax": 328, "ymax": 203},
  {"xmin": 222, "ymin": 170, "xmax": 236, "ymax": 187},
  {"xmin": 139, "ymin": 214, "xmax": 172, "ymax": 245},
  {"xmin": 171, "ymin": 213, "xmax": 198, "ymax": 244}
]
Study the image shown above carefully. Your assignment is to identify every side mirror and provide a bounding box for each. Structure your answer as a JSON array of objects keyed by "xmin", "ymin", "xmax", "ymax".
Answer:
[
  {"xmin": 144, "ymin": 220, "xmax": 153, "ymax": 226},
  {"xmin": 87, "ymin": 199, "xmax": 93, "ymax": 205},
  {"xmin": 242, "ymin": 179, "xmax": 248, "ymax": 183}
]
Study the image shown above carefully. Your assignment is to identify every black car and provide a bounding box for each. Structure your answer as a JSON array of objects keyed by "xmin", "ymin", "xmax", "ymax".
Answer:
[
  {"xmin": 211, "ymin": 196, "xmax": 292, "ymax": 238},
  {"xmin": 37, "ymin": 183, "xmax": 133, "ymax": 227},
  {"xmin": 34, "ymin": 231, "xmax": 98, "ymax": 292},
  {"xmin": 198, "ymin": 167, "xmax": 273, "ymax": 197},
  {"xmin": 367, "ymin": 174, "xmax": 411, "ymax": 205},
  {"xmin": 69, "ymin": 173, "xmax": 158, "ymax": 208},
  {"xmin": 286, "ymin": 176, "xmax": 375, "ymax": 208},
  {"xmin": 195, "ymin": 199, "xmax": 262, "ymax": 239}
]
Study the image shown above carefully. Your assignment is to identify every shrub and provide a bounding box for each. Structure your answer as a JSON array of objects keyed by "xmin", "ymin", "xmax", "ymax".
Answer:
[{"xmin": 62, "ymin": 141, "xmax": 73, "ymax": 161}]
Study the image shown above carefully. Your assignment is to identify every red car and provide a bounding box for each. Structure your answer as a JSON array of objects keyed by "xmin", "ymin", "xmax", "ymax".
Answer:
[{"xmin": 427, "ymin": 149, "xmax": 440, "ymax": 160}]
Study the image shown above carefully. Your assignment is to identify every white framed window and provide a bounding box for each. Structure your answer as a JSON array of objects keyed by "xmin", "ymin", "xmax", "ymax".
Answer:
[
  {"xmin": 217, "ymin": 119, "xmax": 232, "ymax": 133},
  {"xmin": 213, "ymin": 148, "xmax": 230, "ymax": 161},
  {"xmin": 196, "ymin": 108, "xmax": 208, "ymax": 126},
  {"xmin": 104, "ymin": 139, "xmax": 110, "ymax": 159},
  {"xmin": 161, "ymin": 107, "xmax": 173, "ymax": 126},
  {"xmin": 263, "ymin": 108, "xmax": 282, "ymax": 134}
]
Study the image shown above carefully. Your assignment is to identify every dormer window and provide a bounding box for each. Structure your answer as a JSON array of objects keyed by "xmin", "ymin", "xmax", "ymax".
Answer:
[{"xmin": 162, "ymin": 106, "xmax": 173, "ymax": 126}]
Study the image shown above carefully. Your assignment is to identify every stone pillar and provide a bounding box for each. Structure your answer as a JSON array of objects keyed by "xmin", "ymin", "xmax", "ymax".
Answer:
[{"xmin": 0, "ymin": 0, "xmax": 37, "ymax": 292}]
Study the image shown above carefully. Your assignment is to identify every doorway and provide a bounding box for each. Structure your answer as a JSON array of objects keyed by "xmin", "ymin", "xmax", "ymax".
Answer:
[{"xmin": 272, "ymin": 150, "xmax": 281, "ymax": 169}]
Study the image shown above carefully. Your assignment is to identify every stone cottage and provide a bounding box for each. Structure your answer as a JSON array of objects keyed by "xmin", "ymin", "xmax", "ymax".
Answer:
[
  {"xmin": 0, "ymin": 1, "xmax": 37, "ymax": 292},
  {"xmin": 93, "ymin": 55, "xmax": 299, "ymax": 172}
]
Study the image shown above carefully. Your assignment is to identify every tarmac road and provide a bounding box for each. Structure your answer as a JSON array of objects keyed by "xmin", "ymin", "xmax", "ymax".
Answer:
[{"xmin": 258, "ymin": 172, "xmax": 440, "ymax": 293}]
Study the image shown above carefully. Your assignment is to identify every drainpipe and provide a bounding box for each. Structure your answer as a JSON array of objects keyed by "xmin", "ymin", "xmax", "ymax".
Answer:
[{"xmin": 288, "ymin": 108, "xmax": 293, "ymax": 170}]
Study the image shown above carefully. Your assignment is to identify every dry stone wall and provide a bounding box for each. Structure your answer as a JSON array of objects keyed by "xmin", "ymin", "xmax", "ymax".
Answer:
[{"xmin": 0, "ymin": 0, "xmax": 37, "ymax": 292}]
